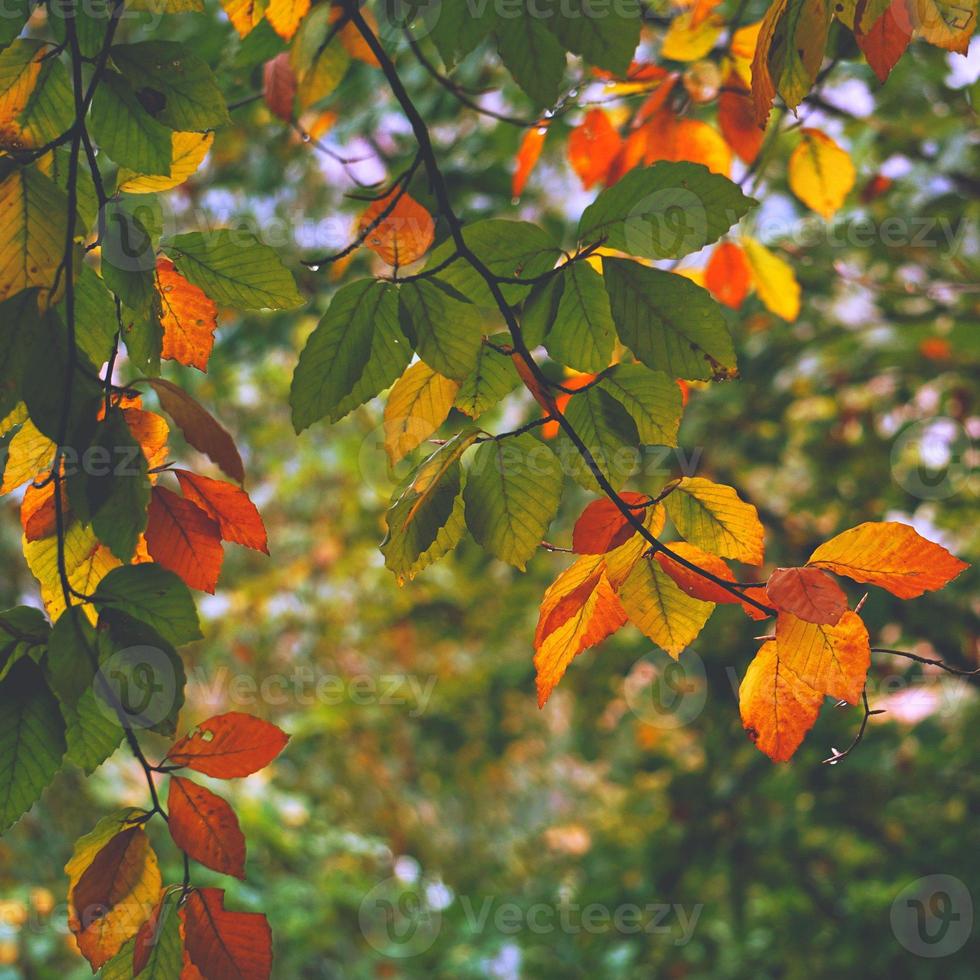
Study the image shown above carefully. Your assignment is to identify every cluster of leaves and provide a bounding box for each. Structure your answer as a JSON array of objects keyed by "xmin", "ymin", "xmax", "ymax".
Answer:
[{"xmin": 0, "ymin": 0, "xmax": 975, "ymax": 974}]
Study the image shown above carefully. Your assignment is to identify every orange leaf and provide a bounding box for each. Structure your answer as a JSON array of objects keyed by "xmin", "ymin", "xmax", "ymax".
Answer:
[
  {"xmin": 705, "ymin": 241, "xmax": 752, "ymax": 309},
  {"xmin": 263, "ymin": 53, "xmax": 296, "ymax": 123},
  {"xmin": 21, "ymin": 479, "xmax": 63, "ymax": 541},
  {"xmin": 568, "ymin": 109, "xmax": 622, "ymax": 190},
  {"xmin": 807, "ymin": 521, "xmax": 969, "ymax": 599},
  {"xmin": 739, "ymin": 640, "xmax": 823, "ymax": 762},
  {"xmin": 146, "ymin": 378, "xmax": 245, "ymax": 484},
  {"xmin": 168, "ymin": 777, "xmax": 246, "ymax": 879},
  {"xmin": 767, "ymin": 566, "xmax": 848, "ymax": 625},
  {"xmin": 512, "ymin": 124, "xmax": 548, "ymax": 197},
  {"xmin": 156, "ymin": 258, "xmax": 219, "ymax": 373},
  {"xmin": 174, "ymin": 470, "xmax": 268, "ymax": 553},
  {"xmin": 572, "ymin": 492, "xmax": 651, "ymax": 554},
  {"xmin": 182, "ymin": 888, "xmax": 272, "ymax": 980},
  {"xmin": 855, "ymin": 0, "xmax": 913, "ymax": 81},
  {"xmin": 266, "ymin": 0, "xmax": 310, "ymax": 41},
  {"xmin": 334, "ymin": 5, "xmax": 381, "ymax": 65},
  {"xmin": 642, "ymin": 110, "xmax": 731, "ymax": 176},
  {"xmin": 718, "ymin": 72, "xmax": 764, "ymax": 164},
  {"xmin": 654, "ymin": 540, "xmax": 764, "ymax": 616},
  {"xmin": 358, "ymin": 188, "xmax": 435, "ymax": 267},
  {"xmin": 145, "ymin": 486, "xmax": 224, "ymax": 593},
  {"xmin": 166, "ymin": 711, "xmax": 289, "ymax": 778},
  {"xmin": 774, "ymin": 610, "xmax": 871, "ymax": 703},
  {"xmin": 123, "ymin": 405, "xmax": 170, "ymax": 472}
]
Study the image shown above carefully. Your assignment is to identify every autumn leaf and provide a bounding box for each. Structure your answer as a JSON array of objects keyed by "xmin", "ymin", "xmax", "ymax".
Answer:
[
  {"xmin": 383, "ymin": 360, "xmax": 459, "ymax": 465},
  {"xmin": 705, "ymin": 241, "xmax": 752, "ymax": 309},
  {"xmin": 1, "ymin": 418, "xmax": 55, "ymax": 493},
  {"xmin": 513, "ymin": 124, "xmax": 548, "ymax": 197},
  {"xmin": 358, "ymin": 188, "xmax": 435, "ymax": 267},
  {"xmin": 807, "ymin": 521, "xmax": 969, "ymax": 598},
  {"xmin": 118, "ymin": 131, "xmax": 214, "ymax": 194},
  {"xmin": 661, "ymin": 10, "xmax": 724, "ymax": 60},
  {"xmin": 132, "ymin": 889, "xmax": 183, "ymax": 977},
  {"xmin": 741, "ymin": 236, "xmax": 800, "ymax": 321},
  {"xmin": 145, "ymin": 485, "xmax": 224, "ymax": 593},
  {"xmin": 571, "ymin": 492, "xmax": 654, "ymax": 554},
  {"xmin": 168, "ymin": 776, "xmax": 247, "ymax": 879},
  {"xmin": 642, "ymin": 110, "xmax": 732, "ymax": 176},
  {"xmin": 67, "ymin": 815, "xmax": 161, "ymax": 969},
  {"xmin": 145, "ymin": 377, "xmax": 245, "ymax": 484},
  {"xmin": 718, "ymin": 72, "xmax": 764, "ymax": 164},
  {"xmin": 664, "ymin": 476, "xmax": 765, "ymax": 565},
  {"xmin": 568, "ymin": 109, "xmax": 622, "ymax": 189},
  {"xmin": 266, "ymin": 0, "xmax": 310, "ymax": 40},
  {"xmin": 173, "ymin": 470, "xmax": 268, "ymax": 553},
  {"xmin": 166, "ymin": 711, "xmax": 289, "ymax": 777},
  {"xmin": 774, "ymin": 609, "xmax": 871, "ymax": 703},
  {"xmin": 739, "ymin": 640, "xmax": 823, "ymax": 762},
  {"xmin": 154, "ymin": 258, "xmax": 219, "ymax": 372},
  {"xmin": 182, "ymin": 888, "xmax": 273, "ymax": 980},
  {"xmin": 788, "ymin": 129, "xmax": 856, "ymax": 219},
  {"xmin": 263, "ymin": 52, "xmax": 296, "ymax": 122},
  {"xmin": 767, "ymin": 566, "xmax": 848, "ymax": 625}
]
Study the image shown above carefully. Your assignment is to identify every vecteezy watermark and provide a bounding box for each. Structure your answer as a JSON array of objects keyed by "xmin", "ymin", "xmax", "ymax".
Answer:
[
  {"xmin": 358, "ymin": 872, "xmax": 703, "ymax": 958},
  {"xmin": 623, "ymin": 648, "xmax": 707, "ymax": 729},
  {"xmin": 95, "ymin": 644, "xmax": 180, "ymax": 730},
  {"xmin": 890, "ymin": 875, "xmax": 973, "ymax": 958},
  {"xmin": 186, "ymin": 665, "xmax": 438, "ymax": 716},
  {"xmin": 890, "ymin": 417, "xmax": 976, "ymax": 501}
]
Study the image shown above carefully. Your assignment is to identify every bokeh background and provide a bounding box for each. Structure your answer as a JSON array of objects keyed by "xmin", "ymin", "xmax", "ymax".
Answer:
[{"xmin": 1, "ymin": 3, "xmax": 978, "ymax": 976}]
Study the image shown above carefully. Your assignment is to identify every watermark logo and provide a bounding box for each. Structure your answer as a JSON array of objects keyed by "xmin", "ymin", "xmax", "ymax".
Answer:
[
  {"xmin": 890, "ymin": 417, "xmax": 975, "ymax": 501},
  {"xmin": 95, "ymin": 645, "xmax": 178, "ymax": 730},
  {"xmin": 624, "ymin": 648, "xmax": 707, "ymax": 729},
  {"xmin": 890, "ymin": 874, "xmax": 973, "ymax": 957},
  {"xmin": 359, "ymin": 874, "xmax": 443, "ymax": 958}
]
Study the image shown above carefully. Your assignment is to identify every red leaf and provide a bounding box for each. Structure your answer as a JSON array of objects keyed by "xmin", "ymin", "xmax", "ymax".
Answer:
[
  {"xmin": 571, "ymin": 492, "xmax": 650, "ymax": 554},
  {"xmin": 855, "ymin": 0, "xmax": 912, "ymax": 83},
  {"xmin": 568, "ymin": 109, "xmax": 622, "ymax": 189},
  {"xmin": 182, "ymin": 887, "xmax": 272, "ymax": 980},
  {"xmin": 174, "ymin": 470, "xmax": 269, "ymax": 553},
  {"xmin": 263, "ymin": 52, "xmax": 296, "ymax": 122},
  {"xmin": 718, "ymin": 72, "xmax": 764, "ymax": 164},
  {"xmin": 705, "ymin": 241, "xmax": 752, "ymax": 309},
  {"xmin": 168, "ymin": 777, "xmax": 246, "ymax": 879},
  {"xmin": 767, "ymin": 566, "xmax": 848, "ymax": 625},
  {"xmin": 166, "ymin": 712, "xmax": 290, "ymax": 778},
  {"xmin": 145, "ymin": 486, "xmax": 224, "ymax": 593}
]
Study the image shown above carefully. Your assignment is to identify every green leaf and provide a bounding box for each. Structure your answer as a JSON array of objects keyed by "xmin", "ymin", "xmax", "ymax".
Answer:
[
  {"xmin": 578, "ymin": 163, "xmax": 755, "ymax": 260},
  {"xmin": 599, "ymin": 364, "xmax": 682, "ymax": 446},
  {"xmin": 544, "ymin": 0, "xmax": 642, "ymax": 74},
  {"xmin": 603, "ymin": 257, "xmax": 736, "ymax": 382},
  {"xmin": 163, "ymin": 230, "xmax": 304, "ymax": 310},
  {"xmin": 0, "ymin": 0, "xmax": 30, "ymax": 50},
  {"xmin": 496, "ymin": 13, "xmax": 566, "ymax": 107},
  {"xmin": 62, "ymin": 688, "xmax": 124, "ymax": 775},
  {"xmin": 111, "ymin": 41, "xmax": 231, "ymax": 131},
  {"xmin": 101, "ymin": 202, "xmax": 159, "ymax": 317},
  {"xmin": 78, "ymin": 407, "xmax": 151, "ymax": 562},
  {"xmin": 0, "ymin": 288, "xmax": 40, "ymax": 419},
  {"xmin": 93, "ymin": 564, "xmax": 202, "ymax": 647},
  {"xmin": 381, "ymin": 429, "xmax": 479, "ymax": 583},
  {"xmin": 90, "ymin": 71, "xmax": 173, "ymax": 176},
  {"xmin": 563, "ymin": 386, "xmax": 639, "ymax": 492},
  {"xmin": 429, "ymin": 0, "xmax": 496, "ymax": 67},
  {"xmin": 45, "ymin": 612, "xmax": 99, "ymax": 708},
  {"xmin": 0, "ymin": 40, "xmax": 74, "ymax": 148},
  {"xmin": 520, "ymin": 274, "xmax": 563, "ymax": 349},
  {"xmin": 546, "ymin": 262, "xmax": 615, "ymax": 372},
  {"xmin": 291, "ymin": 279, "xmax": 399, "ymax": 432},
  {"xmin": 455, "ymin": 338, "xmax": 520, "ymax": 419},
  {"xmin": 0, "ymin": 606, "xmax": 49, "ymax": 683},
  {"xmin": 426, "ymin": 220, "xmax": 562, "ymax": 307},
  {"xmin": 0, "ymin": 659, "xmax": 66, "ymax": 833},
  {"xmin": 63, "ymin": 266, "xmax": 117, "ymax": 367},
  {"xmin": 464, "ymin": 432, "xmax": 564, "ymax": 570},
  {"xmin": 399, "ymin": 279, "xmax": 484, "ymax": 381},
  {"xmin": 134, "ymin": 889, "xmax": 184, "ymax": 978}
]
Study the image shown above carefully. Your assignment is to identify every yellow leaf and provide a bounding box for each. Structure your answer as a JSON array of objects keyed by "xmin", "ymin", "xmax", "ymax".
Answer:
[
  {"xmin": 24, "ymin": 523, "xmax": 121, "ymax": 623},
  {"xmin": 908, "ymin": 0, "xmax": 976, "ymax": 52},
  {"xmin": 221, "ymin": 0, "xmax": 267, "ymax": 36},
  {"xmin": 739, "ymin": 640, "xmax": 823, "ymax": 762},
  {"xmin": 774, "ymin": 609, "xmax": 871, "ymax": 703},
  {"xmin": 0, "ymin": 402, "xmax": 27, "ymax": 437},
  {"xmin": 267, "ymin": 0, "xmax": 310, "ymax": 40},
  {"xmin": 619, "ymin": 555, "xmax": 715, "ymax": 657},
  {"xmin": 1, "ymin": 418, "xmax": 55, "ymax": 494},
  {"xmin": 741, "ymin": 236, "xmax": 800, "ymax": 321},
  {"xmin": 664, "ymin": 476, "xmax": 765, "ymax": 564},
  {"xmin": 807, "ymin": 520, "xmax": 970, "ymax": 598},
  {"xmin": 383, "ymin": 361, "xmax": 459, "ymax": 465},
  {"xmin": 788, "ymin": 128, "xmax": 855, "ymax": 219},
  {"xmin": 117, "ymin": 131, "xmax": 214, "ymax": 194},
  {"xmin": 0, "ymin": 41, "xmax": 42, "ymax": 148},
  {"xmin": 66, "ymin": 814, "xmax": 161, "ymax": 970},
  {"xmin": 0, "ymin": 168, "xmax": 69, "ymax": 303},
  {"xmin": 661, "ymin": 11, "xmax": 724, "ymax": 61},
  {"xmin": 730, "ymin": 21, "xmax": 762, "ymax": 85}
]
